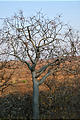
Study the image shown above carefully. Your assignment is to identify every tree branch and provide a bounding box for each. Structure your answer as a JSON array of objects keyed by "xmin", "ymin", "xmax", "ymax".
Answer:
[
  {"xmin": 23, "ymin": 41, "xmax": 34, "ymax": 64},
  {"xmin": 22, "ymin": 27, "xmax": 36, "ymax": 49},
  {"xmin": 38, "ymin": 72, "xmax": 51, "ymax": 86}
]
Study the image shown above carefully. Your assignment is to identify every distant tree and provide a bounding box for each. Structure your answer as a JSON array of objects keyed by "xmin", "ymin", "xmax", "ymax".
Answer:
[
  {"xmin": 0, "ymin": 61, "xmax": 15, "ymax": 94},
  {"xmin": 64, "ymin": 26, "xmax": 80, "ymax": 57},
  {"xmin": 0, "ymin": 11, "xmax": 79, "ymax": 119}
]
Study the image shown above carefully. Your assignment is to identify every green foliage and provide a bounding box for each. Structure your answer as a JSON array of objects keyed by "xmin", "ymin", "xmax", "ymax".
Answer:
[{"xmin": 22, "ymin": 80, "xmax": 27, "ymax": 83}]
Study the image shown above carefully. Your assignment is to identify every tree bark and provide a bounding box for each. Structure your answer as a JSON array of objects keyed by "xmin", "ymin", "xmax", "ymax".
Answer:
[{"xmin": 32, "ymin": 71, "xmax": 39, "ymax": 119}]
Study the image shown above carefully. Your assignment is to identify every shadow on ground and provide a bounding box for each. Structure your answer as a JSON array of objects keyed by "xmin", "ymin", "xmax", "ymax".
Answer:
[
  {"xmin": 0, "ymin": 93, "xmax": 32, "ymax": 119},
  {"xmin": 40, "ymin": 84, "xmax": 80, "ymax": 119}
]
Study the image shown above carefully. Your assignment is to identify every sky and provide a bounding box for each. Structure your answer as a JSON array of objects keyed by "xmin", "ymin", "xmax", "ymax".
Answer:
[{"xmin": 0, "ymin": 1, "xmax": 80, "ymax": 31}]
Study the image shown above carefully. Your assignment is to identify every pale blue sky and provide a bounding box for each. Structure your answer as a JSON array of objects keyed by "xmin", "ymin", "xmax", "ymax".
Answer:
[{"xmin": 0, "ymin": 1, "xmax": 80, "ymax": 31}]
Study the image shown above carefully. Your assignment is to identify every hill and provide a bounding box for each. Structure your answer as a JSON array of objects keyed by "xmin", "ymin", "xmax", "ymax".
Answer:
[{"xmin": 0, "ymin": 57, "xmax": 80, "ymax": 119}]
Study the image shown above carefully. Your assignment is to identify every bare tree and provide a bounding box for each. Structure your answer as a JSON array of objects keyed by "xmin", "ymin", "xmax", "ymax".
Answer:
[
  {"xmin": 0, "ymin": 11, "xmax": 80, "ymax": 119},
  {"xmin": 64, "ymin": 26, "xmax": 80, "ymax": 57}
]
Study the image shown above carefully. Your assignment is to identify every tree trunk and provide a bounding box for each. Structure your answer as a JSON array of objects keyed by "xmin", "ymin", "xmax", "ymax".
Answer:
[{"xmin": 32, "ymin": 71, "xmax": 39, "ymax": 119}]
